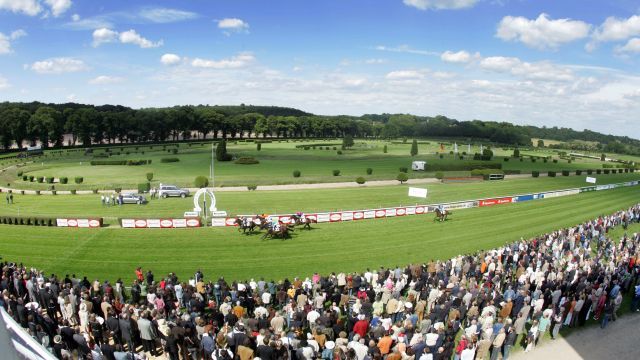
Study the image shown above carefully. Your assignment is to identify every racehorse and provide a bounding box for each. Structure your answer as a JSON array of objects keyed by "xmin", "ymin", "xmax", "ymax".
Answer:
[
  {"xmin": 434, "ymin": 208, "xmax": 452, "ymax": 222},
  {"xmin": 291, "ymin": 214, "xmax": 317, "ymax": 230},
  {"xmin": 234, "ymin": 217, "xmax": 256, "ymax": 234},
  {"xmin": 261, "ymin": 223, "xmax": 293, "ymax": 240}
]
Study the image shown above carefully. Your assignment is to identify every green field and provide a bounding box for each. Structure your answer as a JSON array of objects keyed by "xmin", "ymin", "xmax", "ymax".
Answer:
[
  {"xmin": 0, "ymin": 186, "xmax": 638, "ymax": 282},
  {"xmin": 0, "ymin": 173, "xmax": 637, "ymax": 220},
  {"xmin": 2, "ymin": 139, "xmax": 632, "ymax": 190}
]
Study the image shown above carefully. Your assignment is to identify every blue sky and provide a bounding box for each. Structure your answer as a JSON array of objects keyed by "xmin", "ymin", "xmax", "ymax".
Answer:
[{"xmin": 1, "ymin": 0, "xmax": 640, "ymax": 136}]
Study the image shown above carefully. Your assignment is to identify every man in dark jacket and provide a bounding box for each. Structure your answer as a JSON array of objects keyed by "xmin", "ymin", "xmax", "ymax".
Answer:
[
  {"xmin": 106, "ymin": 311, "xmax": 121, "ymax": 346},
  {"xmin": 119, "ymin": 312, "xmax": 135, "ymax": 352}
]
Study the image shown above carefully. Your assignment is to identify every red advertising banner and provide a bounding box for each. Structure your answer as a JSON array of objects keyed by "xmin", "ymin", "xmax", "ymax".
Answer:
[
  {"xmin": 479, "ymin": 197, "xmax": 513, "ymax": 207},
  {"xmin": 57, "ymin": 218, "xmax": 103, "ymax": 228}
]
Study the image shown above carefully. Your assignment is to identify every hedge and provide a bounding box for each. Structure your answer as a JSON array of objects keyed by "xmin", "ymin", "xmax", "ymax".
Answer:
[
  {"xmin": 194, "ymin": 176, "xmax": 209, "ymax": 188},
  {"xmin": 427, "ymin": 161, "xmax": 502, "ymax": 172},
  {"xmin": 532, "ymin": 171, "xmax": 539, "ymax": 178},
  {"xmin": 160, "ymin": 158, "xmax": 180, "ymax": 163},
  {"xmin": 234, "ymin": 157, "xmax": 260, "ymax": 165},
  {"xmin": 470, "ymin": 168, "xmax": 505, "ymax": 180},
  {"xmin": 90, "ymin": 159, "xmax": 150, "ymax": 166},
  {"xmin": 0, "ymin": 216, "xmax": 57, "ymax": 226},
  {"xmin": 562, "ymin": 170, "xmax": 570, "ymax": 176},
  {"xmin": 548, "ymin": 171, "xmax": 556, "ymax": 177}
]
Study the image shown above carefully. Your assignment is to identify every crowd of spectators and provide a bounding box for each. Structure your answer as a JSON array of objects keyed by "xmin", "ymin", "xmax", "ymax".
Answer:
[{"xmin": 2, "ymin": 204, "xmax": 640, "ymax": 360}]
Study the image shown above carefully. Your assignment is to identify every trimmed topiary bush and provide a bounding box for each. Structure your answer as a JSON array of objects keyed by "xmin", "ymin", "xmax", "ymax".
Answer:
[
  {"xmin": 337, "ymin": 150, "xmax": 343, "ymax": 155},
  {"xmin": 22, "ymin": 175, "xmax": 27, "ymax": 181},
  {"xmin": 355, "ymin": 177, "xmax": 366, "ymax": 185},
  {"xmin": 604, "ymin": 169, "xmax": 610, "ymax": 174},
  {"xmin": 247, "ymin": 185, "xmax": 257, "ymax": 191},
  {"xmin": 399, "ymin": 167, "xmax": 408, "ymax": 173},
  {"xmin": 366, "ymin": 168, "xmax": 373, "ymax": 175},
  {"xmin": 28, "ymin": 175, "xmax": 34, "ymax": 182},
  {"xmin": 383, "ymin": 145, "xmax": 387, "ymax": 153},
  {"xmin": 46, "ymin": 177, "xmax": 54, "ymax": 184},
  {"xmin": 435, "ymin": 171, "xmax": 444, "ymax": 180},
  {"xmin": 587, "ymin": 169, "xmax": 593, "ymax": 175},
  {"xmin": 548, "ymin": 171, "xmax": 556, "ymax": 177},
  {"xmin": 37, "ymin": 176, "xmax": 44, "ymax": 183},
  {"xmin": 293, "ymin": 170, "xmax": 301, "ymax": 178},
  {"xmin": 70, "ymin": 189, "xmax": 76, "ymax": 195},
  {"xmin": 562, "ymin": 170, "xmax": 570, "ymax": 176},
  {"xmin": 146, "ymin": 172, "xmax": 154, "ymax": 182},
  {"xmin": 138, "ymin": 183, "xmax": 150, "ymax": 193},
  {"xmin": 576, "ymin": 170, "xmax": 582, "ymax": 175},
  {"xmin": 596, "ymin": 169, "xmax": 602, "ymax": 174},
  {"xmin": 17, "ymin": 171, "xmax": 23, "ymax": 177},
  {"xmin": 194, "ymin": 176, "xmax": 209, "ymax": 188},
  {"xmin": 161, "ymin": 157, "xmax": 180, "ymax": 163},
  {"xmin": 532, "ymin": 171, "xmax": 540, "ymax": 178},
  {"xmin": 396, "ymin": 172, "xmax": 409, "ymax": 184},
  {"xmin": 553, "ymin": 159, "xmax": 558, "ymax": 163},
  {"xmin": 75, "ymin": 176, "xmax": 83, "ymax": 184},
  {"xmin": 333, "ymin": 170, "xmax": 341, "ymax": 176},
  {"xmin": 257, "ymin": 143, "xmax": 261, "ymax": 151},
  {"xmin": 60, "ymin": 177, "xmax": 68, "ymax": 184}
]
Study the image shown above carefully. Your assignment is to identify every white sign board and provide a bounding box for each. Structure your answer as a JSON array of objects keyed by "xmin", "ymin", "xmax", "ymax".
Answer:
[
  {"xmin": 408, "ymin": 187, "xmax": 428, "ymax": 198},
  {"xmin": 586, "ymin": 177, "xmax": 596, "ymax": 184}
]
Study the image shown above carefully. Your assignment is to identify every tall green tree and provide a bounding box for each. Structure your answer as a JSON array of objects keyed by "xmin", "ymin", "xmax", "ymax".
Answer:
[
  {"xmin": 216, "ymin": 139, "xmax": 231, "ymax": 161},
  {"xmin": 410, "ymin": 139, "xmax": 418, "ymax": 156},
  {"xmin": 342, "ymin": 134, "xmax": 354, "ymax": 148}
]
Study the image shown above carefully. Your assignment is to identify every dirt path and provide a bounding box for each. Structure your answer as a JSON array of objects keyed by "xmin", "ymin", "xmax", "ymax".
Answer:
[{"xmin": 511, "ymin": 313, "xmax": 640, "ymax": 360}]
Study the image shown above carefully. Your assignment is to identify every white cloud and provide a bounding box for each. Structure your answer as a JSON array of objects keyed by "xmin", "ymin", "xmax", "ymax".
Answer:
[
  {"xmin": 364, "ymin": 58, "xmax": 387, "ymax": 64},
  {"xmin": 386, "ymin": 70, "xmax": 425, "ymax": 80},
  {"xmin": 496, "ymin": 13, "xmax": 591, "ymax": 49},
  {"xmin": 479, "ymin": 56, "xmax": 574, "ymax": 82},
  {"xmin": 30, "ymin": 57, "xmax": 88, "ymax": 74},
  {"xmin": 119, "ymin": 29, "xmax": 163, "ymax": 48},
  {"xmin": 217, "ymin": 18, "xmax": 249, "ymax": 34},
  {"xmin": 0, "ymin": 29, "xmax": 27, "ymax": 54},
  {"xmin": 0, "ymin": 74, "xmax": 9, "ymax": 90},
  {"xmin": 591, "ymin": 15, "xmax": 640, "ymax": 43},
  {"xmin": 93, "ymin": 28, "xmax": 162, "ymax": 48},
  {"xmin": 92, "ymin": 27, "xmax": 118, "ymax": 47},
  {"xmin": 375, "ymin": 44, "xmax": 440, "ymax": 56},
  {"xmin": 441, "ymin": 50, "xmax": 478, "ymax": 63},
  {"xmin": 44, "ymin": 0, "xmax": 71, "ymax": 17},
  {"xmin": 160, "ymin": 53, "xmax": 181, "ymax": 65},
  {"xmin": 88, "ymin": 75, "xmax": 124, "ymax": 85},
  {"xmin": 138, "ymin": 7, "xmax": 198, "ymax": 23},
  {"xmin": 64, "ymin": 16, "xmax": 112, "ymax": 30},
  {"xmin": 616, "ymin": 38, "xmax": 640, "ymax": 54},
  {"xmin": 0, "ymin": 0, "xmax": 42, "ymax": 16},
  {"xmin": 191, "ymin": 53, "xmax": 255, "ymax": 69},
  {"xmin": 403, "ymin": 0, "xmax": 478, "ymax": 11}
]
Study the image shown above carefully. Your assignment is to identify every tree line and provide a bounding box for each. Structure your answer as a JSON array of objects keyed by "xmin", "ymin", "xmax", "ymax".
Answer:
[{"xmin": 0, "ymin": 102, "xmax": 637, "ymax": 154}]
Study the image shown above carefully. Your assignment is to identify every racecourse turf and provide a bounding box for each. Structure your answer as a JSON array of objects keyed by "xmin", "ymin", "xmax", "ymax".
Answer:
[
  {"xmin": 0, "ymin": 185, "xmax": 638, "ymax": 283},
  {"xmin": 1, "ymin": 139, "xmax": 618, "ymax": 189},
  {"xmin": 0, "ymin": 173, "xmax": 638, "ymax": 220}
]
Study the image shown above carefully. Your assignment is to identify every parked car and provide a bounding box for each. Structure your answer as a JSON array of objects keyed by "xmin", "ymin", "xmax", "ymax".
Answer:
[
  {"xmin": 158, "ymin": 184, "xmax": 189, "ymax": 198},
  {"xmin": 121, "ymin": 193, "xmax": 147, "ymax": 204}
]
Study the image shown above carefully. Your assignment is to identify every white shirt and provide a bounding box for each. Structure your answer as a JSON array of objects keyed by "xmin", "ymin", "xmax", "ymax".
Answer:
[{"xmin": 460, "ymin": 348, "xmax": 476, "ymax": 360}]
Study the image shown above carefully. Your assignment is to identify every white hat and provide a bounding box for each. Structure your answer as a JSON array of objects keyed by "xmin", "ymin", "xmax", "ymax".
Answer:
[{"xmin": 325, "ymin": 341, "xmax": 335, "ymax": 350}]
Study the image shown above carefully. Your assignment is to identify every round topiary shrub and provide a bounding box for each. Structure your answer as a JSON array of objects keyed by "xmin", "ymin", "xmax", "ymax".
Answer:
[
  {"xmin": 604, "ymin": 169, "xmax": 610, "ymax": 174},
  {"xmin": 17, "ymin": 171, "xmax": 23, "ymax": 177},
  {"xmin": 562, "ymin": 170, "xmax": 570, "ymax": 176},
  {"xmin": 396, "ymin": 172, "xmax": 409, "ymax": 184},
  {"xmin": 587, "ymin": 169, "xmax": 593, "ymax": 175},
  {"xmin": 355, "ymin": 177, "xmax": 366, "ymax": 185},
  {"xmin": 596, "ymin": 169, "xmax": 602, "ymax": 174},
  {"xmin": 337, "ymin": 150, "xmax": 343, "ymax": 155},
  {"xmin": 333, "ymin": 170, "xmax": 341, "ymax": 176},
  {"xmin": 22, "ymin": 175, "xmax": 27, "ymax": 181},
  {"xmin": 293, "ymin": 170, "xmax": 301, "ymax": 178},
  {"xmin": 75, "ymin": 176, "xmax": 83, "ymax": 184},
  {"xmin": 439, "ymin": 154, "xmax": 444, "ymax": 159},
  {"xmin": 399, "ymin": 167, "xmax": 408, "ymax": 173},
  {"xmin": 60, "ymin": 177, "xmax": 68, "ymax": 184},
  {"xmin": 366, "ymin": 168, "xmax": 373, "ymax": 175},
  {"xmin": 257, "ymin": 143, "xmax": 262, "ymax": 151},
  {"xmin": 28, "ymin": 175, "xmax": 34, "ymax": 182},
  {"xmin": 548, "ymin": 171, "xmax": 556, "ymax": 177},
  {"xmin": 193, "ymin": 175, "xmax": 209, "ymax": 189},
  {"xmin": 37, "ymin": 176, "xmax": 44, "ymax": 183},
  {"xmin": 435, "ymin": 172, "xmax": 444, "ymax": 180},
  {"xmin": 553, "ymin": 159, "xmax": 558, "ymax": 163},
  {"xmin": 576, "ymin": 170, "xmax": 582, "ymax": 175},
  {"xmin": 532, "ymin": 171, "xmax": 540, "ymax": 178}
]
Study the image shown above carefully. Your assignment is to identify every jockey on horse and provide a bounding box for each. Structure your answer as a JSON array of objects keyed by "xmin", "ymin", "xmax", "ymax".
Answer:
[
  {"xmin": 434, "ymin": 204, "xmax": 451, "ymax": 222},
  {"xmin": 292, "ymin": 211, "xmax": 316, "ymax": 230}
]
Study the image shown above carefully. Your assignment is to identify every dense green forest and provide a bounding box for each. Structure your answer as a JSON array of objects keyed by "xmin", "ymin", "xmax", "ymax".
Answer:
[{"xmin": 0, "ymin": 101, "xmax": 637, "ymax": 154}]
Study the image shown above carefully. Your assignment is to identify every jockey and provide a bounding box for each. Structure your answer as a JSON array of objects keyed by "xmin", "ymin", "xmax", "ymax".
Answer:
[
  {"xmin": 242, "ymin": 217, "xmax": 251, "ymax": 227},
  {"xmin": 271, "ymin": 217, "xmax": 280, "ymax": 231},
  {"xmin": 296, "ymin": 211, "xmax": 306, "ymax": 222},
  {"xmin": 438, "ymin": 204, "xmax": 446, "ymax": 214}
]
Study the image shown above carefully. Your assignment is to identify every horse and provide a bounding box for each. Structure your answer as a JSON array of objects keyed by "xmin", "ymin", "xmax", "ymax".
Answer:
[
  {"xmin": 261, "ymin": 223, "xmax": 294, "ymax": 240},
  {"xmin": 291, "ymin": 214, "xmax": 317, "ymax": 230},
  {"xmin": 234, "ymin": 217, "xmax": 256, "ymax": 234},
  {"xmin": 434, "ymin": 208, "xmax": 452, "ymax": 222}
]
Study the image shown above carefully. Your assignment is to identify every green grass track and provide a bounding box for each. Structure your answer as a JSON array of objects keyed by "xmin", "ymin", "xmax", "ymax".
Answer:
[{"xmin": 0, "ymin": 186, "xmax": 638, "ymax": 283}]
